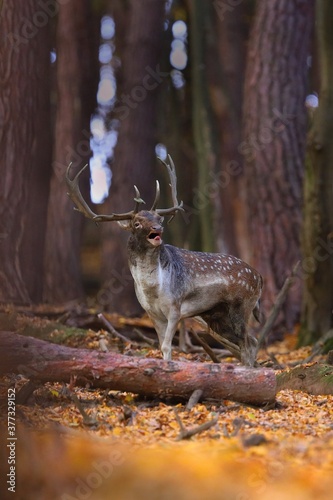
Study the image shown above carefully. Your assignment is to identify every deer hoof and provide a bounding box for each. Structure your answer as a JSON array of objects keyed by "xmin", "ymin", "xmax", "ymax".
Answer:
[{"xmin": 162, "ymin": 344, "xmax": 172, "ymax": 361}]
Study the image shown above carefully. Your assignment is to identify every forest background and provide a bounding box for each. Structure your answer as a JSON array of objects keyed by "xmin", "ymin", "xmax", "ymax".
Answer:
[{"xmin": 0, "ymin": 0, "xmax": 332, "ymax": 347}]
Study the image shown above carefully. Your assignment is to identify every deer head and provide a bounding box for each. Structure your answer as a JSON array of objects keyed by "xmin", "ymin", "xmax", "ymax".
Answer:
[{"xmin": 130, "ymin": 211, "xmax": 165, "ymax": 248}]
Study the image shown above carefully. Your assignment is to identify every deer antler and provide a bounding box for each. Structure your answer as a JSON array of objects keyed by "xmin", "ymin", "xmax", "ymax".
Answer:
[
  {"xmin": 150, "ymin": 180, "xmax": 161, "ymax": 211},
  {"xmin": 155, "ymin": 154, "xmax": 184, "ymax": 218},
  {"xmin": 66, "ymin": 155, "xmax": 183, "ymax": 224},
  {"xmin": 65, "ymin": 163, "xmax": 145, "ymax": 222}
]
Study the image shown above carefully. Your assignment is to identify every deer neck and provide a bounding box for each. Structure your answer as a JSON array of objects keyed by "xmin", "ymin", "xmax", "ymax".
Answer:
[
  {"xmin": 127, "ymin": 236, "xmax": 164, "ymax": 268},
  {"xmin": 127, "ymin": 238, "xmax": 171, "ymax": 308}
]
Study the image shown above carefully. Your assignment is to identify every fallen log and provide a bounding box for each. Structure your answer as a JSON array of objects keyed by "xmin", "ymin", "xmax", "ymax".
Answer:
[
  {"xmin": 0, "ymin": 332, "xmax": 277, "ymax": 405},
  {"xmin": 277, "ymin": 362, "xmax": 333, "ymax": 395}
]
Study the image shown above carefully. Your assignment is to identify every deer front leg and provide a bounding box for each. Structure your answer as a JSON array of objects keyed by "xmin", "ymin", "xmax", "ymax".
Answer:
[
  {"xmin": 151, "ymin": 317, "xmax": 168, "ymax": 351},
  {"xmin": 160, "ymin": 311, "xmax": 181, "ymax": 361}
]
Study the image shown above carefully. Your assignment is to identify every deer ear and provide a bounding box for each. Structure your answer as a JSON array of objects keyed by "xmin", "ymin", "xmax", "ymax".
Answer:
[{"xmin": 117, "ymin": 221, "xmax": 132, "ymax": 231}]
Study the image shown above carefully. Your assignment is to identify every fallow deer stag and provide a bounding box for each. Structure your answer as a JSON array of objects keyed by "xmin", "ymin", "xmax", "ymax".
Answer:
[{"xmin": 65, "ymin": 156, "xmax": 263, "ymax": 366}]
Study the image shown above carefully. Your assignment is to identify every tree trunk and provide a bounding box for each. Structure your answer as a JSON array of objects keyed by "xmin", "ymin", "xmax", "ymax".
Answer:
[
  {"xmin": 299, "ymin": 0, "xmax": 333, "ymax": 344},
  {"xmin": 212, "ymin": 1, "xmax": 249, "ymax": 256},
  {"xmin": 0, "ymin": 0, "xmax": 51, "ymax": 304},
  {"xmin": 0, "ymin": 332, "xmax": 277, "ymax": 405},
  {"xmin": 242, "ymin": 0, "xmax": 314, "ymax": 333},
  {"xmin": 43, "ymin": 0, "xmax": 99, "ymax": 303},
  {"xmin": 100, "ymin": 0, "xmax": 165, "ymax": 315},
  {"xmin": 188, "ymin": 0, "xmax": 217, "ymax": 253},
  {"xmin": 155, "ymin": 13, "xmax": 196, "ymax": 252}
]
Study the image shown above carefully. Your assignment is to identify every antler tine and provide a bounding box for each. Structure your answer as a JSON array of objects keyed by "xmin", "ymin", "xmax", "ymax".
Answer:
[
  {"xmin": 150, "ymin": 180, "xmax": 160, "ymax": 211},
  {"xmin": 65, "ymin": 163, "xmax": 144, "ymax": 222},
  {"xmin": 133, "ymin": 185, "xmax": 146, "ymax": 214},
  {"xmin": 156, "ymin": 155, "xmax": 184, "ymax": 219}
]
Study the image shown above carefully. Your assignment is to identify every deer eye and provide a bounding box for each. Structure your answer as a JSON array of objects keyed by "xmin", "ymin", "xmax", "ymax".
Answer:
[{"xmin": 134, "ymin": 221, "xmax": 141, "ymax": 229}]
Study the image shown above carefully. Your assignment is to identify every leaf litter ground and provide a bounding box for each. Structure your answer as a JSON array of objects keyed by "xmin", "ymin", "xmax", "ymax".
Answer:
[{"xmin": 0, "ymin": 309, "xmax": 333, "ymax": 499}]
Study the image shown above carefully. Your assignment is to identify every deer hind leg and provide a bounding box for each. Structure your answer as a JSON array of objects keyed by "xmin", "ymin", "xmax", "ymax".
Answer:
[
  {"xmin": 198, "ymin": 303, "xmax": 258, "ymax": 367},
  {"xmin": 198, "ymin": 307, "xmax": 242, "ymax": 362},
  {"xmin": 228, "ymin": 303, "xmax": 257, "ymax": 367}
]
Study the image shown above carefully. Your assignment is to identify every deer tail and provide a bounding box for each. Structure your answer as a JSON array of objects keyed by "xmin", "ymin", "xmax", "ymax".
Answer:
[{"xmin": 253, "ymin": 299, "xmax": 261, "ymax": 323}]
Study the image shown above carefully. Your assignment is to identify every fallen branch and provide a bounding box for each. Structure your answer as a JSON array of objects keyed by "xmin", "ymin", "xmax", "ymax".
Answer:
[
  {"xmin": 62, "ymin": 386, "xmax": 97, "ymax": 426},
  {"xmin": 186, "ymin": 389, "xmax": 203, "ymax": 410},
  {"xmin": 327, "ymin": 351, "xmax": 333, "ymax": 366},
  {"xmin": 173, "ymin": 409, "xmax": 218, "ymax": 440},
  {"xmin": 277, "ymin": 363, "xmax": 333, "ymax": 394},
  {"xmin": 16, "ymin": 381, "xmax": 40, "ymax": 405},
  {"xmin": 97, "ymin": 313, "xmax": 130, "ymax": 343},
  {"xmin": 194, "ymin": 317, "xmax": 242, "ymax": 361},
  {"xmin": 0, "ymin": 332, "xmax": 276, "ymax": 405},
  {"xmin": 190, "ymin": 330, "xmax": 220, "ymax": 363},
  {"xmin": 308, "ymin": 329, "xmax": 333, "ymax": 361},
  {"xmin": 133, "ymin": 328, "xmax": 157, "ymax": 347}
]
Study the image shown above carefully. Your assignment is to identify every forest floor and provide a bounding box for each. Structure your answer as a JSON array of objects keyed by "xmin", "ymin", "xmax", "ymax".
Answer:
[{"xmin": 0, "ymin": 307, "xmax": 333, "ymax": 500}]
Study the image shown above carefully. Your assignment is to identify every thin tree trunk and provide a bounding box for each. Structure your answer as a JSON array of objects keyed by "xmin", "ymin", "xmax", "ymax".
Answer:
[
  {"xmin": 0, "ymin": 0, "xmax": 51, "ymax": 303},
  {"xmin": 0, "ymin": 332, "xmax": 277, "ymax": 405},
  {"xmin": 242, "ymin": 0, "xmax": 314, "ymax": 333},
  {"xmin": 43, "ymin": 0, "xmax": 98, "ymax": 303},
  {"xmin": 155, "ymin": 20, "xmax": 196, "ymax": 251},
  {"xmin": 188, "ymin": 0, "xmax": 217, "ymax": 253},
  {"xmin": 101, "ymin": 0, "xmax": 165, "ymax": 315},
  {"xmin": 299, "ymin": 0, "xmax": 333, "ymax": 344}
]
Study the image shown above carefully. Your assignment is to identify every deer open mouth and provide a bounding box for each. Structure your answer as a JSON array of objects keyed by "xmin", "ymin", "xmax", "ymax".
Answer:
[{"xmin": 147, "ymin": 231, "xmax": 162, "ymax": 246}]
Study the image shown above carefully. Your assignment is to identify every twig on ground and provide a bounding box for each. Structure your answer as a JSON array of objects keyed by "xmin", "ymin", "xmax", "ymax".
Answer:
[
  {"xmin": 208, "ymin": 329, "xmax": 242, "ymax": 361},
  {"xmin": 194, "ymin": 317, "xmax": 241, "ymax": 361},
  {"xmin": 173, "ymin": 408, "xmax": 218, "ymax": 440},
  {"xmin": 133, "ymin": 328, "xmax": 157, "ymax": 346},
  {"xmin": 16, "ymin": 381, "xmax": 40, "ymax": 405},
  {"xmin": 186, "ymin": 389, "xmax": 203, "ymax": 410},
  {"xmin": 289, "ymin": 329, "xmax": 333, "ymax": 366},
  {"xmin": 56, "ymin": 311, "xmax": 71, "ymax": 324},
  {"xmin": 307, "ymin": 329, "xmax": 333, "ymax": 361},
  {"xmin": 266, "ymin": 351, "xmax": 285, "ymax": 369},
  {"xmin": 98, "ymin": 313, "xmax": 130, "ymax": 343},
  {"xmin": 63, "ymin": 386, "xmax": 97, "ymax": 426},
  {"xmin": 255, "ymin": 260, "xmax": 300, "ymax": 356}
]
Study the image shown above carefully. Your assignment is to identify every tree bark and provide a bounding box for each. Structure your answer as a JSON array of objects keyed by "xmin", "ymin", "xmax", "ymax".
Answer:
[
  {"xmin": 299, "ymin": 0, "xmax": 333, "ymax": 344},
  {"xmin": 187, "ymin": 0, "xmax": 217, "ymax": 253},
  {"xmin": 43, "ymin": 0, "xmax": 99, "ymax": 303},
  {"xmin": 0, "ymin": 0, "xmax": 51, "ymax": 303},
  {"xmin": 209, "ymin": 0, "xmax": 248, "ymax": 256},
  {"xmin": 242, "ymin": 0, "xmax": 314, "ymax": 333},
  {"xmin": 0, "ymin": 332, "xmax": 277, "ymax": 405},
  {"xmin": 100, "ymin": 0, "xmax": 165, "ymax": 315}
]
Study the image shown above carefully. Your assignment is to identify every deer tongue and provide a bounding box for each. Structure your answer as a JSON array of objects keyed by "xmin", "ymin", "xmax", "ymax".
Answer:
[{"xmin": 148, "ymin": 230, "xmax": 162, "ymax": 246}]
